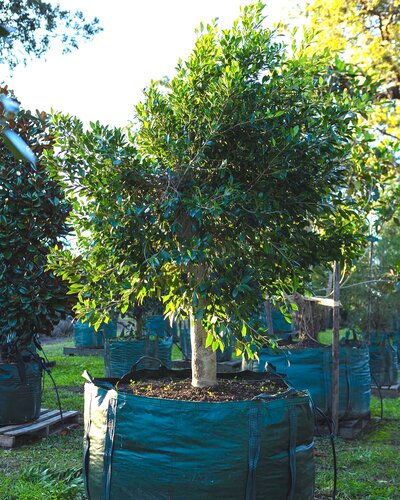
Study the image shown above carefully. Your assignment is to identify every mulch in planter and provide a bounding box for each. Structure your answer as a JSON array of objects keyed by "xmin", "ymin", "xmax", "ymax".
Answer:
[{"xmin": 119, "ymin": 376, "xmax": 287, "ymax": 402}]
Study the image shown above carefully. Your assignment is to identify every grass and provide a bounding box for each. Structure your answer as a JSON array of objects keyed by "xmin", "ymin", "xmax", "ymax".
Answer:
[
  {"xmin": 314, "ymin": 397, "xmax": 400, "ymax": 498},
  {"xmin": 318, "ymin": 328, "xmax": 349, "ymax": 345},
  {"xmin": 0, "ymin": 339, "xmax": 399, "ymax": 499}
]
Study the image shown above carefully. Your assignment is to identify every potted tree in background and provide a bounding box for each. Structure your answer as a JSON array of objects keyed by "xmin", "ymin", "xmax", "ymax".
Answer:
[
  {"xmin": 48, "ymin": 3, "xmax": 381, "ymax": 497},
  {"xmin": 104, "ymin": 299, "xmax": 174, "ymax": 377},
  {"xmin": 0, "ymin": 89, "xmax": 72, "ymax": 424}
]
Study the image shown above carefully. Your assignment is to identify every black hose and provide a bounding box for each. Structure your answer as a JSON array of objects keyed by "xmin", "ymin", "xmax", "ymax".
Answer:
[
  {"xmin": 42, "ymin": 364, "xmax": 64, "ymax": 422},
  {"xmin": 264, "ymin": 366, "xmax": 338, "ymax": 500},
  {"xmin": 313, "ymin": 406, "xmax": 337, "ymax": 500},
  {"xmin": 27, "ymin": 342, "xmax": 64, "ymax": 422},
  {"xmin": 370, "ymin": 373, "xmax": 384, "ymax": 420}
]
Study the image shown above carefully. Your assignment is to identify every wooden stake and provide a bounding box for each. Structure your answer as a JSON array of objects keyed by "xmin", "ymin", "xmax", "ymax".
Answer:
[
  {"xmin": 264, "ymin": 299, "xmax": 274, "ymax": 337},
  {"xmin": 366, "ymin": 237, "xmax": 374, "ymax": 344},
  {"xmin": 332, "ymin": 261, "xmax": 340, "ymax": 435}
]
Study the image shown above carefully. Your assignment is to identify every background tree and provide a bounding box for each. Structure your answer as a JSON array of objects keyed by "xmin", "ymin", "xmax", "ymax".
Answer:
[
  {"xmin": 305, "ymin": 0, "xmax": 400, "ymax": 221},
  {"xmin": 0, "ymin": 0, "xmax": 102, "ymax": 69},
  {"xmin": 340, "ymin": 218, "xmax": 400, "ymax": 332},
  {"xmin": 0, "ymin": 87, "xmax": 72, "ymax": 358},
  {"xmin": 48, "ymin": 2, "xmax": 382, "ymax": 387}
]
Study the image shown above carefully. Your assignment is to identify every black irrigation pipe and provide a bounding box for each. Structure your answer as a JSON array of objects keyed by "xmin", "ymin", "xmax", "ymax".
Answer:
[
  {"xmin": 266, "ymin": 366, "xmax": 338, "ymax": 500},
  {"xmin": 42, "ymin": 363, "xmax": 64, "ymax": 422},
  {"xmin": 313, "ymin": 406, "xmax": 337, "ymax": 500},
  {"xmin": 370, "ymin": 373, "xmax": 384, "ymax": 420},
  {"xmin": 28, "ymin": 341, "xmax": 64, "ymax": 422}
]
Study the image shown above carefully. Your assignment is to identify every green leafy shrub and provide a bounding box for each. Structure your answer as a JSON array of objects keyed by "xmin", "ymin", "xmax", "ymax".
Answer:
[{"xmin": 0, "ymin": 89, "xmax": 73, "ymax": 357}]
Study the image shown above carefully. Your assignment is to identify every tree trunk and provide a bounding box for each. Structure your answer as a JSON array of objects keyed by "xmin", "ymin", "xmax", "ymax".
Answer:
[{"xmin": 190, "ymin": 308, "xmax": 217, "ymax": 388}]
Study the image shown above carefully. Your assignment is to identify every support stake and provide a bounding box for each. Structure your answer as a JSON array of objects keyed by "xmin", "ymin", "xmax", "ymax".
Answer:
[
  {"xmin": 264, "ymin": 299, "xmax": 274, "ymax": 337},
  {"xmin": 332, "ymin": 261, "xmax": 340, "ymax": 435}
]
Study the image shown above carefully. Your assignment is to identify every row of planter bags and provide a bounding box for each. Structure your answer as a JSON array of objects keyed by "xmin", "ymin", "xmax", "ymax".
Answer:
[{"xmin": 79, "ymin": 316, "xmax": 396, "ymax": 498}]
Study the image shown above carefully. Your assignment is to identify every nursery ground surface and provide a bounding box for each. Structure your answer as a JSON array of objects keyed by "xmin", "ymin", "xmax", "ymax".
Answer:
[{"xmin": 0, "ymin": 338, "xmax": 398, "ymax": 499}]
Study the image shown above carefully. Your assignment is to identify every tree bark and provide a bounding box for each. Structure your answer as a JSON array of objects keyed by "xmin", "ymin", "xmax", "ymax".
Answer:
[{"xmin": 190, "ymin": 308, "xmax": 217, "ymax": 387}]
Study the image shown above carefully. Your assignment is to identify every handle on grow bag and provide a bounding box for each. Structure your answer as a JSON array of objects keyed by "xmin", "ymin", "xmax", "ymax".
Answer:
[
  {"xmin": 265, "ymin": 361, "xmax": 287, "ymax": 380},
  {"xmin": 131, "ymin": 356, "xmax": 169, "ymax": 371},
  {"xmin": 117, "ymin": 356, "xmax": 170, "ymax": 384}
]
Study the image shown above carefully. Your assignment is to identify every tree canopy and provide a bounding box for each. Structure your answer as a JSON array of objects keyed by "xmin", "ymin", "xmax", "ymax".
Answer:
[
  {"xmin": 0, "ymin": 0, "xmax": 102, "ymax": 69},
  {"xmin": 48, "ymin": 2, "xmax": 385, "ymax": 385}
]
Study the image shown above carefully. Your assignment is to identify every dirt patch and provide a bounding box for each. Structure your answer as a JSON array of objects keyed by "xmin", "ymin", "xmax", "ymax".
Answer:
[{"xmin": 119, "ymin": 376, "xmax": 287, "ymax": 402}]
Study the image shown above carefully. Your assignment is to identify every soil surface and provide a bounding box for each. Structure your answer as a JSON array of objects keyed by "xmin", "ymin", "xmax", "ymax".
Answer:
[{"xmin": 119, "ymin": 377, "xmax": 287, "ymax": 402}]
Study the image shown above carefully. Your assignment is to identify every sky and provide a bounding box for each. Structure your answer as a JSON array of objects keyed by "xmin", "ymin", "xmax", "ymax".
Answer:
[{"xmin": 3, "ymin": 0, "xmax": 297, "ymax": 127}]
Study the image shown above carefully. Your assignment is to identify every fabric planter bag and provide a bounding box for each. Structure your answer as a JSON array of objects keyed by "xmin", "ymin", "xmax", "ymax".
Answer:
[
  {"xmin": 369, "ymin": 332, "xmax": 398, "ymax": 387},
  {"xmin": 75, "ymin": 322, "xmax": 103, "ymax": 348},
  {"xmin": 83, "ymin": 367, "xmax": 315, "ymax": 500},
  {"xmin": 179, "ymin": 320, "xmax": 233, "ymax": 362},
  {"xmin": 251, "ymin": 308, "xmax": 294, "ymax": 342},
  {"xmin": 395, "ymin": 332, "xmax": 400, "ymax": 366},
  {"xmin": 0, "ymin": 360, "xmax": 42, "ymax": 425},
  {"xmin": 271, "ymin": 308, "xmax": 294, "ymax": 335},
  {"xmin": 101, "ymin": 322, "xmax": 118, "ymax": 340},
  {"xmin": 74, "ymin": 321, "xmax": 117, "ymax": 348},
  {"xmin": 144, "ymin": 315, "xmax": 177, "ymax": 340},
  {"xmin": 104, "ymin": 337, "xmax": 173, "ymax": 377},
  {"xmin": 244, "ymin": 345, "xmax": 370, "ymax": 421}
]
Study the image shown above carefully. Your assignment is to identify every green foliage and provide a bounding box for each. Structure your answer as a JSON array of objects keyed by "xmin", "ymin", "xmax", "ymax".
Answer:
[
  {"xmin": 0, "ymin": 0, "xmax": 102, "ymax": 69},
  {"xmin": 0, "ymin": 92, "xmax": 73, "ymax": 354},
  {"xmin": 48, "ymin": 2, "xmax": 383, "ymax": 357},
  {"xmin": 0, "ymin": 24, "xmax": 36, "ymax": 163},
  {"xmin": 306, "ymin": 0, "xmax": 400, "ymax": 222},
  {"xmin": 341, "ymin": 218, "xmax": 400, "ymax": 332},
  {"xmin": 18, "ymin": 465, "xmax": 84, "ymax": 500}
]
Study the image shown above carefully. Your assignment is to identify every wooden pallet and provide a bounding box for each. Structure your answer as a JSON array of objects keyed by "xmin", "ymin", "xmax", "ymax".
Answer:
[
  {"xmin": 63, "ymin": 346, "xmax": 104, "ymax": 357},
  {"xmin": 172, "ymin": 358, "xmax": 242, "ymax": 373},
  {"xmin": 316, "ymin": 414, "xmax": 370, "ymax": 440},
  {"xmin": 0, "ymin": 408, "xmax": 79, "ymax": 449},
  {"xmin": 371, "ymin": 383, "xmax": 400, "ymax": 399}
]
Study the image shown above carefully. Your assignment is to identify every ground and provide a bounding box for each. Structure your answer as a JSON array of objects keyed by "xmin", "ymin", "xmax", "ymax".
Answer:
[{"xmin": 0, "ymin": 339, "xmax": 398, "ymax": 499}]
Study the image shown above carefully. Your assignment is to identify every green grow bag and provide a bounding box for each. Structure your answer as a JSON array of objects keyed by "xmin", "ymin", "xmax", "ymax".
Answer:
[
  {"xmin": 394, "ymin": 332, "xmax": 400, "ymax": 365},
  {"xmin": 253, "ymin": 307, "xmax": 295, "ymax": 341},
  {"xmin": 272, "ymin": 308, "xmax": 294, "ymax": 335},
  {"xmin": 369, "ymin": 332, "xmax": 398, "ymax": 387},
  {"xmin": 244, "ymin": 345, "xmax": 370, "ymax": 420},
  {"xmin": 104, "ymin": 337, "xmax": 173, "ymax": 377},
  {"xmin": 145, "ymin": 315, "xmax": 177, "ymax": 339},
  {"xmin": 74, "ymin": 321, "xmax": 117, "ymax": 348},
  {"xmin": 101, "ymin": 321, "xmax": 118, "ymax": 340},
  {"xmin": 179, "ymin": 320, "xmax": 233, "ymax": 362},
  {"xmin": 0, "ymin": 360, "xmax": 42, "ymax": 425},
  {"xmin": 83, "ymin": 368, "xmax": 315, "ymax": 499}
]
